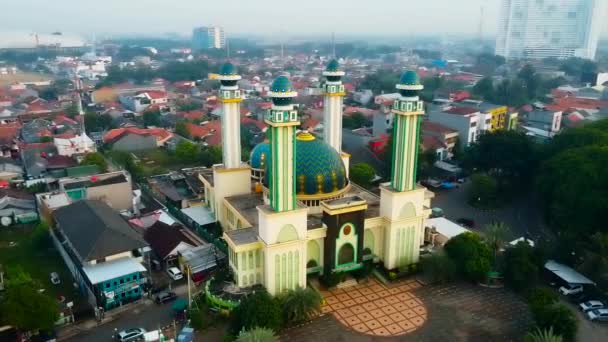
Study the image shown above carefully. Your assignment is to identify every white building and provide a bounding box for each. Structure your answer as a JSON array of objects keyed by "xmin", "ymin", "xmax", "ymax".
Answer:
[
  {"xmin": 54, "ymin": 134, "xmax": 96, "ymax": 157},
  {"xmin": 496, "ymin": 0, "xmax": 607, "ymax": 60},
  {"xmin": 192, "ymin": 26, "xmax": 225, "ymax": 50},
  {"xmin": 427, "ymin": 106, "xmax": 480, "ymax": 148}
]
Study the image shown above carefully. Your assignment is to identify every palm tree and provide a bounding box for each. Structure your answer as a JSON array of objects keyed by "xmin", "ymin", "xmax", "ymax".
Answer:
[
  {"xmin": 236, "ymin": 327, "xmax": 278, "ymax": 342},
  {"xmin": 280, "ymin": 287, "xmax": 322, "ymax": 325},
  {"xmin": 484, "ymin": 221, "xmax": 512, "ymax": 268},
  {"xmin": 524, "ymin": 327, "xmax": 563, "ymax": 342}
]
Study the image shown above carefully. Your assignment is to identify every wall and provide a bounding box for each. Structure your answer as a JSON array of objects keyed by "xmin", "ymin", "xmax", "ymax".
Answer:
[
  {"xmin": 87, "ymin": 181, "xmax": 134, "ymax": 211},
  {"xmin": 96, "ymin": 271, "xmax": 144, "ymax": 310},
  {"xmin": 428, "ymin": 111, "xmax": 477, "ymax": 148},
  {"xmin": 111, "ymin": 134, "xmax": 157, "ymax": 152}
]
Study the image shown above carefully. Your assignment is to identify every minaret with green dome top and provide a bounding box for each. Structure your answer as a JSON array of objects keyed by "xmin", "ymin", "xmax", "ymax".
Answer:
[
  {"xmin": 265, "ymin": 75, "xmax": 299, "ymax": 212},
  {"xmin": 217, "ymin": 62, "xmax": 242, "ymax": 169},
  {"xmin": 390, "ymin": 70, "xmax": 425, "ymax": 192},
  {"xmin": 322, "ymin": 59, "xmax": 346, "ymax": 154}
]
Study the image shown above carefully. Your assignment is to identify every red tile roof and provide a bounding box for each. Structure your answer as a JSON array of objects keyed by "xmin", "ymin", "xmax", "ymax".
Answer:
[
  {"xmin": 186, "ymin": 122, "xmax": 221, "ymax": 145},
  {"xmin": 177, "ymin": 111, "xmax": 205, "ymax": 120},
  {"xmin": 302, "ymin": 118, "xmax": 320, "ymax": 130},
  {"xmin": 138, "ymin": 90, "xmax": 167, "ymax": 99},
  {"xmin": 444, "ymin": 107, "xmax": 479, "ymax": 115},
  {"xmin": 240, "ymin": 117, "xmax": 266, "ymax": 131},
  {"xmin": 421, "ymin": 135, "xmax": 446, "ymax": 151},
  {"xmin": 0, "ymin": 124, "xmax": 20, "ymax": 145},
  {"xmin": 422, "ymin": 121, "xmax": 457, "ymax": 135},
  {"xmin": 103, "ymin": 127, "xmax": 172, "ymax": 143}
]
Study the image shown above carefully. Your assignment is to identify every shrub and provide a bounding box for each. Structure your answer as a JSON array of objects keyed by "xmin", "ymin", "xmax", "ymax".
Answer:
[
  {"xmin": 524, "ymin": 327, "xmax": 563, "ymax": 342},
  {"xmin": 532, "ymin": 304, "xmax": 577, "ymax": 342},
  {"xmin": 230, "ymin": 291, "xmax": 282, "ymax": 335},
  {"xmin": 236, "ymin": 327, "xmax": 278, "ymax": 342},
  {"xmin": 503, "ymin": 242, "xmax": 540, "ymax": 292},
  {"xmin": 444, "ymin": 232, "xmax": 492, "ymax": 282},
  {"xmin": 279, "ymin": 287, "xmax": 321, "ymax": 325},
  {"xmin": 527, "ymin": 287, "xmax": 558, "ymax": 312},
  {"xmin": 420, "ymin": 253, "xmax": 457, "ymax": 284}
]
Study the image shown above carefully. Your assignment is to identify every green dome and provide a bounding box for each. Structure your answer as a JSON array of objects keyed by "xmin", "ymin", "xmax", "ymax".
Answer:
[
  {"xmin": 326, "ymin": 59, "xmax": 340, "ymax": 72},
  {"xmin": 219, "ymin": 62, "xmax": 237, "ymax": 75},
  {"xmin": 259, "ymin": 132, "xmax": 348, "ymax": 196},
  {"xmin": 250, "ymin": 143, "xmax": 270, "ymax": 169},
  {"xmin": 400, "ymin": 70, "xmax": 420, "ymax": 85},
  {"xmin": 271, "ymin": 76, "xmax": 293, "ymax": 93}
]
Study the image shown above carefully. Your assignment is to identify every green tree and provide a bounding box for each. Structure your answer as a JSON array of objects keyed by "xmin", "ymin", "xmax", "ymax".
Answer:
[
  {"xmin": 524, "ymin": 327, "xmax": 563, "ymax": 342},
  {"xmin": 359, "ymin": 69, "xmax": 400, "ymax": 94},
  {"xmin": 532, "ymin": 304, "xmax": 577, "ymax": 342},
  {"xmin": 0, "ymin": 268, "xmax": 59, "ymax": 332},
  {"xmin": 177, "ymin": 101, "xmax": 201, "ymax": 112},
  {"xmin": 280, "ymin": 287, "xmax": 321, "ymax": 325},
  {"xmin": 80, "ymin": 152, "xmax": 108, "ymax": 172},
  {"xmin": 236, "ymin": 327, "xmax": 278, "ymax": 342},
  {"xmin": 175, "ymin": 121, "xmax": 190, "ymax": 138},
  {"xmin": 468, "ymin": 173, "xmax": 499, "ymax": 208},
  {"xmin": 503, "ymin": 242, "xmax": 541, "ymax": 292},
  {"xmin": 231, "ymin": 291, "xmax": 282, "ymax": 334},
  {"xmin": 484, "ymin": 222, "xmax": 511, "ymax": 266},
  {"xmin": 420, "ymin": 252, "xmax": 457, "ymax": 284},
  {"xmin": 40, "ymin": 136, "xmax": 53, "ymax": 143},
  {"xmin": 65, "ymin": 103, "xmax": 80, "ymax": 118},
  {"xmin": 527, "ymin": 287, "xmax": 558, "ymax": 311},
  {"xmin": 143, "ymin": 109, "xmax": 161, "ymax": 127},
  {"xmin": 518, "ymin": 64, "xmax": 540, "ymax": 100},
  {"xmin": 473, "ymin": 77, "xmax": 495, "ymax": 101},
  {"xmin": 350, "ymin": 163, "xmax": 376, "ymax": 188},
  {"xmin": 444, "ymin": 232, "xmax": 492, "ymax": 282},
  {"xmin": 175, "ymin": 141, "xmax": 200, "ymax": 164},
  {"xmin": 579, "ymin": 232, "xmax": 608, "ymax": 290}
]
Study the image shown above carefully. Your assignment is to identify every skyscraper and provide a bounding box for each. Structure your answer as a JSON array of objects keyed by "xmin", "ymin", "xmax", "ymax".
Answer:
[
  {"xmin": 495, "ymin": 0, "xmax": 606, "ymax": 60},
  {"xmin": 192, "ymin": 26, "xmax": 225, "ymax": 50}
]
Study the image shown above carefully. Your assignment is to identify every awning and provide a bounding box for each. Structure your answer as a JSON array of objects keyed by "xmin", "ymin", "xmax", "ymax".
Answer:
[{"xmin": 544, "ymin": 260, "xmax": 596, "ymax": 285}]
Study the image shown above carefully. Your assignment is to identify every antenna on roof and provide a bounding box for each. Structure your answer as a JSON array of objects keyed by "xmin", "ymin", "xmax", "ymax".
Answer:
[{"xmin": 331, "ymin": 32, "xmax": 336, "ymax": 59}]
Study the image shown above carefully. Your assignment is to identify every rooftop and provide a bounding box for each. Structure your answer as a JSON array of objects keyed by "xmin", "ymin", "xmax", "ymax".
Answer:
[
  {"xmin": 82, "ymin": 257, "xmax": 146, "ymax": 285},
  {"xmin": 444, "ymin": 107, "xmax": 480, "ymax": 115}
]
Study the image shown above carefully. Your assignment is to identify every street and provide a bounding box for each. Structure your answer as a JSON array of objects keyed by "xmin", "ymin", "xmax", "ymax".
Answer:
[
  {"xmin": 431, "ymin": 180, "xmax": 546, "ymax": 237},
  {"xmin": 64, "ymin": 283, "xmax": 189, "ymax": 342}
]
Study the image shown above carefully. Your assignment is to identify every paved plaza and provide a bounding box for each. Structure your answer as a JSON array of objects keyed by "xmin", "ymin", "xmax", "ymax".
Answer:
[
  {"xmin": 319, "ymin": 278, "xmax": 426, "ymax": 337},
  {"xmin": 282, "ymin": 281, "xmax": 532, "ymax": 341}
]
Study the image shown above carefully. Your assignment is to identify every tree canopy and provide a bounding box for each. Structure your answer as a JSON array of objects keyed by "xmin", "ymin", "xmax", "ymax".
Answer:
[
  {"xmin": 231, "ymin": 291, "xmax": 282, "ymax": 334},
  {"xmin": 350, "ymin": 163, "xmax": 376, "ymax": 189},
  {"xmin": 80, "ymin": 152, "xmax": 108, "ymax": 172},
  {"xmin": 444, "ymin": 232, "xmax": 492, "ymax": 282},
  {"xmin": 0, "ymin": 268, "xmax": 59, "ymax": 332}
]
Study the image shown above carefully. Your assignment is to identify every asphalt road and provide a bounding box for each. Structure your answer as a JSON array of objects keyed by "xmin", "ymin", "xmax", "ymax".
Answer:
[{"xmin": 431, "ymin": 179, "xmax": 545, "ymax": 237}]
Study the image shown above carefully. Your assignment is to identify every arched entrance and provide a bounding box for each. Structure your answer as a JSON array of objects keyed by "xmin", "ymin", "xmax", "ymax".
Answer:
[{"xmin": 337, "ymin": 243, "xmax": 355, "ymax": 265}]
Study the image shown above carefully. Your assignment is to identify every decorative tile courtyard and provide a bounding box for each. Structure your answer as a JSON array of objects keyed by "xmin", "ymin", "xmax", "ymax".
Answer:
[{"xmin": 320, "ymin": 278, "xmax": 427, "ymax": 337}]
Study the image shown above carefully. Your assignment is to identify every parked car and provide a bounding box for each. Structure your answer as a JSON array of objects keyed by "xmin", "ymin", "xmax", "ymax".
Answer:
[
  {"xmin": 50, "ymin": 272, "xmax": 60, "ymax": 285},
  {"xmin": 154, "ymin": 291, "xmax": 177, "ymax": 304},
  {"xmin": 559, "ymin": 284, "xmax": 584, "ymax": 296},
  {"xmin": 166, "ymin": 267, "xmax": 184, "ymax": 281},
  {"xmin": 115, "ymin": 328, "xmax": 146, "ymax": 341},
  {"xmin": 580, "ymin": 300, "xmax": 605, "ymax": 312},
  {"xmin": 456, "ymin": 218, "xmax": 475, "ymax": 228},
  {"xmin": 586, "ymin": 308, "xmax": 608, "ymax": 321}
]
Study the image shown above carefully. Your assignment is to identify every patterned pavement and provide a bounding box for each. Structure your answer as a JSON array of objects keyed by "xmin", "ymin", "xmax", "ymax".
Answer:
[{"xmin": 319, "ymin": 278, "xmax": 426, "ymax": 337}]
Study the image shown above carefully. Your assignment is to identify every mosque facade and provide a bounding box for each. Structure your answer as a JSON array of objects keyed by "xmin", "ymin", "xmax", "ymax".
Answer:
[{"xmin": 198, "ymin": 61, "xmax": 433, "ymax": 295}]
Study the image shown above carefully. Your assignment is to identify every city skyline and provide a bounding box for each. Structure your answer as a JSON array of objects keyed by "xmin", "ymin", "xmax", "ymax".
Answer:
[{"xmin": 3, "ymin": 0, "xmax": 606, "ymax": 39}]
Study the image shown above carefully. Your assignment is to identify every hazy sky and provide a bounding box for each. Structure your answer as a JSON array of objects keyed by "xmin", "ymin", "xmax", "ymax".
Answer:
[{"xmin": 1, "ymin": 0, "xmax": 606, "ymax": 39}]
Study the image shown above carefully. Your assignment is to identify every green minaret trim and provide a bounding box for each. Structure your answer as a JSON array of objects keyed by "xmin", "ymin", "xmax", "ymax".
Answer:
[{"xmin": 390, "ymin": 70, "xmax": 425, "ymax": 192}]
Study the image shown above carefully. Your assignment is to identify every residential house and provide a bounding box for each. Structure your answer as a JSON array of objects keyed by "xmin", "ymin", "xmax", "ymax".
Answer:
[
  {"xmin": 421, "ymin": 121, "xmax": 459, "ymax": 160},
  {"xmin": 146, "ymin": 172, "xmax": 201, "ymax": 209},
  {"xmin": 103, "ymin": 128, "xmax": 173, "ymax": 152},
  {"xmin": 54, "ymin": 134, "xmax": 96, "ymax": 157},
  {"xmin": 524, "ymin": 110, "xmax": 562, "ymax": 137},
  {"xmin": 58, "ymin": 170, "xmax": 134, "ymax": 211},
  {"xmin": 428, "ymin": 106, "xmax": 480, "ymax": 148},
  {"xmin": 51, "ymin": 200, "xmax": 148, "ymax": 310},
  {"xmin": 119, "ymin": 91, "xmax": 168, "ymax": 113},
  {"xmin": 455, "ymin": 101, "xmax": 519, "ymax": 131},
  {"xmin": 0, "ymin": 157, "xmax": 23, "ymax": 180},
  {"xmin": 143, "ymin": 221, "xmax": 202, "ymax": 268},
  {"xmin": 185, "ymin": 121, "xmax": 221, "ymax": 146},
  {"xmin": 0, "ymin": 188, "xmax": 38, "ymax": 224},
  {"xmin": 0, "ymin": 124, "xmax": 20, "ymax": 157},
  {"xmin": 20, "ymin": 142, "xmax": 58, "ymax": 178}
]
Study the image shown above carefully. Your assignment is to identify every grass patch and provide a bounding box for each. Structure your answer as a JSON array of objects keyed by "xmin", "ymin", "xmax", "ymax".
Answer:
[
  {"xmin": 135, "ymin": 149, "xmax": 199, "ymax": 176},
  {"xmin": 0, "ymin": 225, "xmax": 81, "ymax": 304}
]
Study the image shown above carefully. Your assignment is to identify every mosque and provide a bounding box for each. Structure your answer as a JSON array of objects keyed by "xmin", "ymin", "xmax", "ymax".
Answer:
[{"xmin": 198, "ymin": 61, "xmax": 433, "ymax": 295}]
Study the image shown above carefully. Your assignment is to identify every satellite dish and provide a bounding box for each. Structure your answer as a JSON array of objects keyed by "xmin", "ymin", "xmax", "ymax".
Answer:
[{"xmin": 1, "ymin": 217, "xmax": 12, "ymax": 227}]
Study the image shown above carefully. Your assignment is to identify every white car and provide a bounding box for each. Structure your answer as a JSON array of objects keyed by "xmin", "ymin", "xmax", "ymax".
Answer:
[
  {"xmin": 558, "ymin": 284, "xmax": 584, "ymax": 296},
  {"xmin": 586, "ymin": 308, "xmax": 608, "ymax": 322},
  {"xmin": 579, "ymin": 300, "xmax": 605, "ymax": 312},
  {"xmin": 166, "ymin": 267, "xmax": 183, "ymax": 281},
  {"xmin": 116, "ymin": 328, "xmax": 146, "ymax": 341}
]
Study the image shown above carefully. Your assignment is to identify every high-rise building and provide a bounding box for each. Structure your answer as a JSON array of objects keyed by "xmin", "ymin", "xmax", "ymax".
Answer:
[
  {"xmin": 495, "ymin": 0, "xmax": 606, "ymax": 60},
  {"xmin": 192, "ymin": 26, "xmax": 225, "ymax": 50}
]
